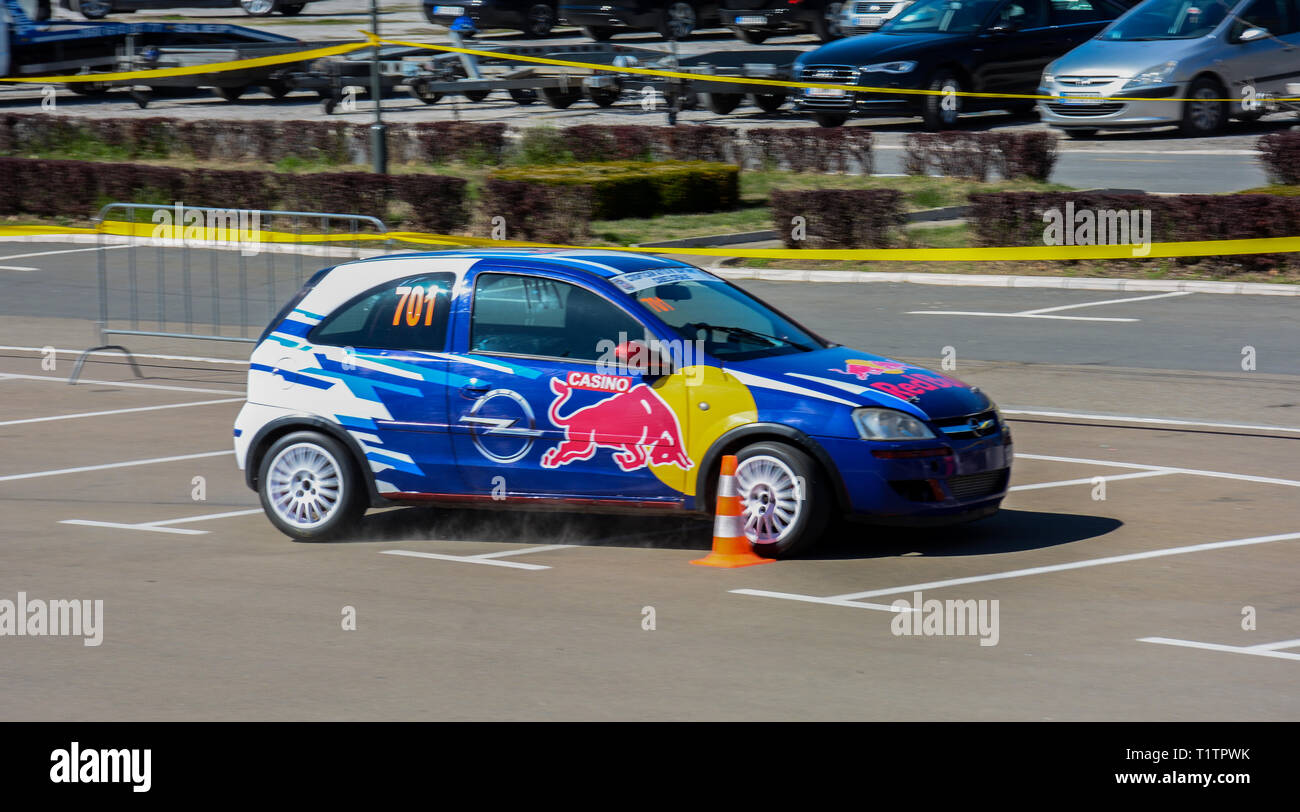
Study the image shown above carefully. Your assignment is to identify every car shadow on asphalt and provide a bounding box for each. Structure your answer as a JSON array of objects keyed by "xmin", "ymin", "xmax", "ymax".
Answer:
[{"xmin": 333, "ymin": 505, "xmax": 1121, "ymax": 560}]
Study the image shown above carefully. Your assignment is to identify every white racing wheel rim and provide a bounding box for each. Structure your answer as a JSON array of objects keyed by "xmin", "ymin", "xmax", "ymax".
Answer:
[
  {"xmin": 735, "ymin": 454, "xmax": 802, "ymax": 544},
  {"xmin": 243, "ymin": 0, "xmax": 275, "ymax": 14},
  {"xmin": 266, "ymin": 442, "xmax": 344, "ymax": 529}
]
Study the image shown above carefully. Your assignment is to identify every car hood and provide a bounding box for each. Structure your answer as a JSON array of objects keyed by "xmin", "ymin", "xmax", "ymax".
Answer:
[
  {"xmin": 722, "ymin": 346, "xmax": 993, "ymax": 422},
  {"xmin": 798, "ymin": 32, "xmax": 971, "ymax": 66},
  {"xmin": 1052, "ymin": 37, "xmax": 1209, "ymax": 77}
]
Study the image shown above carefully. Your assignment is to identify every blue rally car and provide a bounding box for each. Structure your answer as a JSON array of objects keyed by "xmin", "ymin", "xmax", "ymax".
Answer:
[{"xmin": 234, "ymin": 249, "xmax": 1011, "ymax": 557}]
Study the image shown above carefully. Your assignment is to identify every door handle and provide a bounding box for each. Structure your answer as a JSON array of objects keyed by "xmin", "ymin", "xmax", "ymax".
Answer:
[{"xmin": 460, "ymin": 381, "xmax": 490, "ymax": 400}]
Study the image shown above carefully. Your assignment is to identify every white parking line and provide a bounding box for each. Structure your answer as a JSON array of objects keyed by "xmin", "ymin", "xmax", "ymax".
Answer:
[
  {"xmin": 0, "ymin": 450, "xmax": 232, "ymax": 483},
  {"xmin": 907, "ymin": 291, "xmax": 1191, "ymax": 322},
  {"xmin": 381, "ymin": 545, "xmax": 576, "ymax": 571},
  {"xmin": 724, "ymin": 591, "xmax": 916, "ymax": 613},
  {"xmin": 0, "ymin": 245, "xmax": 130, "ymax": 261},
  {"xmin": 0, "ymin": 398, "xmax": 243, "ymax": 426},
  {"xmin": 1139, "ymin": 637, "xmax": 1300, "ymax": 662},
  {"xmin": 1009, "ymin": 470, "xmax": 1173, "ymax": 492},
  {"xmin": 0, "ymin": 372, "xmax": 243, "ymax": 395},
  {"xmin": 0, "ymin": 265, "xmax": 39, "ymax": 272},
  {"xmin": 1003, "ymin": 409, "xmax": 1300, "ymax": 435},
  {"xmin": 1015, "ymin": 452, "xmax": 1300, "ymax": 488},
  {"xmin": 60, "ymin": 507, "xmax": 263, "ymax": 535}
]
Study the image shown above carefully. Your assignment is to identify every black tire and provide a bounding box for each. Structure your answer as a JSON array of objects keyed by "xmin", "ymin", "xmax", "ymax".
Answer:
[
  {"xmin": 509, "ymin": 88, "xmax": 538, "ymax": 105},
  {"xmin": 542, "ymin": 86, "xmax": 583, "ymax": 108},
  {"xmin": 240, "ymin": 0, "xmax": 278, "ymax": 16},
  {"xmin": 705, "ymin": 92, "xmax": 743, "ymax": 114},
  {"xmin": 582, "ymin": 25, "xmax": 614, "ymax": 41},
  {"xmin": 463, "ymin": 89, "xmax": 491, "ymax": 102},
  {"xmin": 813, "ymin": 112, "xmax": 847, "ymax": 127},
  {"xmin": 73, "ymin": 0, "xmax": 112, "ymax": 19},
  {"xmin": 215, "ymin": 85, "xmax": 249, "ymax": 102},
  {"xmin": 657, "ymin": 1, "xmax": 698, "ymax": 39},
  {"xmin": 811, "ymin": 0, "xmax": 845, "ymax": 42},
  {"xmin": 1063, "ymin": 128, "xmax": 1098, "ymax": 139},
  {"xmin": 752, "ymin": 92, "xmax": 785, "ymax": 113},
  {"xmin": 1179, "ymin": 76, "xmax": 1228, "ymax": 136},
  {"xmin": 407, "ymin": 81, "xmax": 444, "ymax": 105},
  {"xmin": 263, "ymin": 80, "xmax": 291, "ymax": 99},
  {"xmin": 921, "ymin": 68, "xmax": 963, "ymax": 131},
  {"xmin": 522, "ymin": 3, "xmax": 556, "ymax": 37},
  {"xmin": 587, "ymin": 86, "xmax": 620, "ymax": 107},
  {"xmin": 257, "ymin": 431, "xmax": 367, "ymax": 541},
  {"xmin": 732, "ymin": 27, "xmax": 769, "ymax": 44},
  {"xmin": 1234, "ymin": 110, "xmax": 1265, "ymax": 123},
  {"xmin": 731, "ymin": 442, "xmax": 830, "ymax": 559},
  {"xmin": 278, "ymin": 2, "xmax": 305, "ymax": 14},
  {"xmin": 66, "ymin": 83, "xmax": 110, "ymax": 97}
]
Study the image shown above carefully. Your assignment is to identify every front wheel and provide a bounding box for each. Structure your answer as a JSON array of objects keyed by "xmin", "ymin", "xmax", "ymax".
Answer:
[
  {"xmin": 258, "ymin": 432, "xmax": 366, "ymax": 541},
  {"xmin": 542, "ymin": 86, "xmax": 583, "ymax": 108},
  {"xmin": 813, "ymin": 112, "xmax": 847, "ymax": 127},
  {"xmin": 215, "ymin": 85, "xmax": 249, "ymax": 102},
  {"xmin": 921, "ymin": 69, "xmax": 963, "ymax": 131},
  {"xmin": 732, "ymin": 442, "xmax": 829, "ymax": 558},
  {"xmin": 752, "ymin": 92, "xmax": 785, "ymax": 113},
  {"xmin": 523, "ymin": 3, "xmax": 556, "ymax": 37},
  {"xmin": 240, "ymin": 0, "xmax": 278, "ymax": 16},
  {"xmin": 1179, "ymin": 77, "xmax": 1228, "ymax": 136},
  {"xmin": 72, "ymin": 0, "xmax": 113, "ymax": 19}
]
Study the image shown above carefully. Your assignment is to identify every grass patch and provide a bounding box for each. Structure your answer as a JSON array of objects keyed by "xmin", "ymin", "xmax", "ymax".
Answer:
[
  {"xmin": 589, "ymin": 204, "xmax": 772, "ymax": 246},
  {"xmin": 1237, "ymin": 185, "xmax": 1300, "ymax": 196},
  {"xmin": 740, "ymin": 172, "xmax": 1071, "ymax": 211}
]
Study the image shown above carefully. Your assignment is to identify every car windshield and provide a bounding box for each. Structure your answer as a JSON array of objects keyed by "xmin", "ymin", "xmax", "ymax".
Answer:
[
  {"xmin": 883, "ymin": 0, "xmax": 1002, "ymax": 33},
  {"xmin": 1097, "ymin": 0, "xmax": 1232, "ymax": 39},
  {"xmin": 617, "ymin": 273, "xmax": 826, "ymax": 361}
]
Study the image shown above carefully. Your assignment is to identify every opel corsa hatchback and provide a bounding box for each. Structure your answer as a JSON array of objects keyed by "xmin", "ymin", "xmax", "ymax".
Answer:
[{"xmin": 234, "ymin": 250, "xmax": 1012, "ymax": 557}]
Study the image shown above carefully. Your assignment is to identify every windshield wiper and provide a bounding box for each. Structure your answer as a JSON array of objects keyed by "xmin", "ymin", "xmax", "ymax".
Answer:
[{"xmin": 687, "ymin": 322, "xmax": 813, "ymax": 350}]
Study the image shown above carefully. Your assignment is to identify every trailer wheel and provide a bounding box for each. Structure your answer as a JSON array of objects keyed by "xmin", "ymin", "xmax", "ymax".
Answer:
[
  {"xmin": 264, "ymin": 80, "xmax": 292, "ymax": 99},
  {"xmin": 731, "ymin": 28, "xmax": 768, "ymax": 44},
  {"xmin": 279, "ymin": 2, "xmax": 306, "ymax": 14},
  {"xmin": 241, "ymin": 0, "xmax": 278, "ymax": 16},
  {"xmin": 509, "ymin": 88, "xmax": 539, "ymax": 105},
  {"xmin": 587, "ymin": 86, "xmax": 620, "ymax": 108},
  {"xmin": 582, "ymin": 26, "xmax": 614, "ymax": 41},
  {"xmin": 407, "ymin": 82, "xmax": 444, "ymax": 105},
  {"xmin": 72, "ymin": 0, "xmax": 112, "ymax": 19},
  {"xmin": 542, "ymin": 87, "xmax": 583, "ymax": 109},
  {"xmin": 463, "ymin": 90, "xmax": 491, "ymax": 102},
  {"xmin": 751, "ymin": 92, "xmax": 785, "ymax": 113},
  {"xmin": 215, "ymin": 86, "xmax": 250, "ymax": 102},
  {"xmin": 705, "ymin": 92, "xmax": 743, "ymax": 115}
]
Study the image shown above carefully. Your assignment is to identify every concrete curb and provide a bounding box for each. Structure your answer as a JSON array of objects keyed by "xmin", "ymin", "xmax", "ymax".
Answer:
[{"xmin": 707, "ymin": 267, "xmax": 1300, "ymax": 296}]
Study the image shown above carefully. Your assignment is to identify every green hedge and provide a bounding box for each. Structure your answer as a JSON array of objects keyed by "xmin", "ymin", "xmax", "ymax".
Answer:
[{"xmin": 488, "ymin": 161, "xmax": 739, "ymax": 220}]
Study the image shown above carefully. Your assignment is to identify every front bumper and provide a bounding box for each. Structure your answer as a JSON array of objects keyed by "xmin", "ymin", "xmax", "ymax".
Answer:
[
  {"xmin": 818, "ymin": 426, "xmax": 1013, "ymax": 522},
  {"xmin": 793, "ymin": 68, "xmax": 922, "ymax": 116},
  {"xmin": 1038, "ymin": 80, "xmax": 1186, "ymax": 129}
]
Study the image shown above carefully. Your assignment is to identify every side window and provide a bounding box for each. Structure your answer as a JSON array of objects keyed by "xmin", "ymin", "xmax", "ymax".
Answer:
[
  {"xmin": 1233, "ymin": 0, "xmax": 1295, "ymax": 35},
  {"xmin": 1049, "ymin": 0, "xmax": 1112, "ymax": 24},
  {"xmin": 996, "ymin": 0, "xmax": 1049, "ymax": 27},
  {"xmin": 470, "ymin": 273, "xmax": 647, "ymax": 361},
  {"xmin": 309, "ymin": 273, "xmax": 455, "ymax": 352}
]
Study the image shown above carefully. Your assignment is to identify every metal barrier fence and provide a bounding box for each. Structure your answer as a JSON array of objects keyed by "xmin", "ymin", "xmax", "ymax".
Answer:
[{"xmin": 69, "ymin": 203, "xmax": 389, "ymax": 384}]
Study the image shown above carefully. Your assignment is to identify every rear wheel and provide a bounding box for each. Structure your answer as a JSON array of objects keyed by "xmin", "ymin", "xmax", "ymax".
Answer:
[
  {"xmin": 463, "ymin": 89, "xmax": 491, "ymax": 102},
  {"xmin": 705, "ymin": 92, "xmax": 744, "ymax": 114},
  {"xmin": 811, "ymin": 1, "xmax": 845, "ymax": 42},
  {"xmin": 733, "ymin": 442, "xmax": 829, "ymax": 559},
  {"xmin": 215, "ymin": 85, "xmax": 249, "ymax": 101},
  {"xmin": 752, "ymin": 92, "xmax": 785, "ymax": 113},
  {"xmin": 587, "ymin": 86, "xmax": 620, "ymax": 107},
  {"xmin": 278, "ymin": 2, "xmax": 305, "ymax": 14},
  {"xmin": 1179, "ymin": 76, "xmax": 1228, "ymax": 136},
  {"xmin": 813, "ymin": 112, "xmax": 847, "ymax": 127},
  {"xmin": 542, "ymin": 86, "xmax": 583, "ymax": 108},
  {"xmin": 509, "ymin": 88, "xmax": 539, "ymax": 105},
  {"xmin": 258, "ymin": 432, "xmax": 367, "ymax": 541},
  {"xmin": 240, "ymin": 0, "xmax": 278, "ymax": 16},
  {"xmin": 408, "ymin": 80, "xmax": 444, "ymax": 104},
  {"xmin": 523, "ymin": 3, "xmax": 556, "ymax": 37}
]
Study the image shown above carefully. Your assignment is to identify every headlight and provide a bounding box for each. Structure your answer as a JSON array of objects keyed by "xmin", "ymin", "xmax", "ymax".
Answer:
[
  {"xmin": 1123, "ymin": 61, "xmax": 1177, "ymax": 89},
  {"xmin": 792, "ymin": 61, "xmax": 805, "ymax": 79},
  {"xmin": 860, "ymin": 61, "xmax": 917, "ymax": 74},
  {"xmin": 1041, "ymin": 60, "xmax": 1058, "ymax": 85},
  {"xmin": 852, "ymin": 408, "xmax": 936, "ymax": 441}
]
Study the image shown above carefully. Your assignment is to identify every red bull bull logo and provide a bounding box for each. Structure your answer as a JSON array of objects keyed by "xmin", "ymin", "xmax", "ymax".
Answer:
[
  {"xmin": 541, "ymin": 376, "xmax": 693, "ymax": 472},
  {"xmin": 835, "ymin": 359, "xmax": 908, "ymax": 380}
]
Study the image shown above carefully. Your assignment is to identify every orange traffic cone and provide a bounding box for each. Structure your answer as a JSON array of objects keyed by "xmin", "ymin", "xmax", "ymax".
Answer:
[{"xmin": 691, "ymin": 455, "xmax": 775, "ymax": 568}]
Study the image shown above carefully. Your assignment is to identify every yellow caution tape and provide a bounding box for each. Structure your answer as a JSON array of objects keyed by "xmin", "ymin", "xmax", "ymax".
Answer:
[
  {"xmin": 4, "ymin": 221, "xmax": 1293, "ymax": 263},
  {"xmin": 374, "ymin": 34, "xmax": 1300, "ymax": 104},
  {"xmin": 0, "ymin": 40, "xmax": 372, "ymax": 84}
]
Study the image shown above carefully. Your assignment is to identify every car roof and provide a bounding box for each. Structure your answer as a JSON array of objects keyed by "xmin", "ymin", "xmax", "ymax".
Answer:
[{"xmin": 347, "ymin": 248, "xmax": 694, "ymax": 280}]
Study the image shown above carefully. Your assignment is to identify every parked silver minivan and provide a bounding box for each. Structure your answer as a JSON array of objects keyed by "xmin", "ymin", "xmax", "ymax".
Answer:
[{"xmin": 1038, "ymin": 0, "xmax": 1300, "ymax": 136}]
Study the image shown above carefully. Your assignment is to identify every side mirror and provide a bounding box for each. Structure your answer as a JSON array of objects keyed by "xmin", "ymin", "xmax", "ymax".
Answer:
[
  {"xmin": 1238, "ymin": 27, "xmax": 1269, "ymax": 42},
  {"xmin": 612, "ymin": 340, "xmax": 675, "ymax": 379}
]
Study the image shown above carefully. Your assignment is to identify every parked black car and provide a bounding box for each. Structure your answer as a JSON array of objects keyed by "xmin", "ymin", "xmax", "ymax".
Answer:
[
  {"xmin": 794, "ymin": 0, "xmax": 1131, "ymax": 128},
  {"xmin": 721, "ymin": 0, "xmax": 846, "ymax": 43},
  {"xmin": 60, "ymin": 0, "xmax": 322, "ymax": 18},
  {"xmin": 560, "ymin": 1, "xmax": 722, "ymax": 40},
  {"xmin": 422, "ymin": 0, "xmax": 561, "ymax": 37}
]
